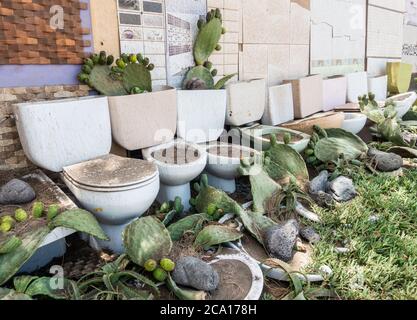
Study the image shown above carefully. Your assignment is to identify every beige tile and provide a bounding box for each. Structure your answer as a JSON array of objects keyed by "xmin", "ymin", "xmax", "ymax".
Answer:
[
  {"xmin": 224, "ymin": 32, "xmax": 239, "ymax": 43},
  {"xmin": 289, "ymin": 45, "xmax": 310, "ymax": 79},
  {"xmin": 241, "ymin": 44, "xmax": 268, "ymax": 79},
  {"xmin": 224, "ymin": 20, "xmax": 240, "ymax": 33},
  {"xmin": 267, "ymin": 45, "xmax": 290, "ymax": 85},
  {"xmin": 290, "ymin": 2, "xmax": 311, "ymax": 45},
  {"xmin": 208, "ymin": 0, "xmax": 224, "ymax": 9},
  {"xmin": 224, "ymin": 64, "xmax": 239, "ymax": 74},
  {"xmin": 224, "ymin": 43, "xmax": 239, "ymax": 54},
  {"xmin": 224, "ymin": 0, "xmax": 241, "ymax": 10},
  {"xmin": 224, "ymin": 9, "xmax": 240, "ymax": 21},
  {"xmin": 224, "ymin": 53, "xmax": 239, "ymax": 65}
]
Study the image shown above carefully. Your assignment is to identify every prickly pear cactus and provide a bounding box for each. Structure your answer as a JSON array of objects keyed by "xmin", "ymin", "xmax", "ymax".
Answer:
[
  {"xmin": 112, "ymin": 54, "xmax": 153, "ymax": 93},
  {"xmin": 183, "ymin": 9, "xmax": 236, "ymax": 90},
  {"xmin": 78, "ymin": 51, "xmax": 127, "ymax": 96}
]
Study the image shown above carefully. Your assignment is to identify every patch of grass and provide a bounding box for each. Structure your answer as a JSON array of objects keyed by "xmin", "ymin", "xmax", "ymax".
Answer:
[{"xmin": 308, "ymin": 168, "xmax": 417, "ymax": 300}]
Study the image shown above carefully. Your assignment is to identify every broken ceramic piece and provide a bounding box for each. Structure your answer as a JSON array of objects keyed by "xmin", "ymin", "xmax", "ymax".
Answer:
[
  {"xmin": 346, "ymin": 72, "xmax": 368, "ymax": 103},
  {"xmin": 0, "ymin": 179, "xmax": 36, "ymax": 205},
  {"xmin": 284, "ymin": 75, "xmax": 324, "ymax": 119},
  {"xmin": 225, "ymin": 79, "xmax": 266, "ymax": 126},
  {"xmin": 262, "ymin": 83, "xmax": 294, "ymax": 126},
  {"xmin": 323, "ymin": 76, "xmax": 347, "ymax": 111}
]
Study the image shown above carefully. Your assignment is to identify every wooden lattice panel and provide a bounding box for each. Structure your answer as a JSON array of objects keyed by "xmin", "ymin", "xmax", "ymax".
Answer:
[{"xmin": 0, "ymin": 0, "xmax": 91, "ymax": 65}]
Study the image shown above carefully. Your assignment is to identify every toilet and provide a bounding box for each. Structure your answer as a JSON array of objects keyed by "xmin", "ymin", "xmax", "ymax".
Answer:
[
  {"xmin": 14, "ymin": 96, "xmax": 160, "ymax": 253},
  {"xmin": 202, "ymin": 142, "xmax": 259, "ymax": 193},
  {"xmin": 107, "ymin": 87, "xmax": 207, "ymax": 211},
  {"xmin": 142, "ymin": 139, "xmax": 207, "ymax": 210}
]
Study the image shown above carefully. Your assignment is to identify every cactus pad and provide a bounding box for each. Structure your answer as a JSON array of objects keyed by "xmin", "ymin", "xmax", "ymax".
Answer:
[
  {"xmin": 122, "ymin": 62, "xmax": 152, "ymax": 93},
  {"xmin": 183, "ymin": 66, "xmax": 214, "ymax": 89},
  {"xmin": 194, "ymin": 11, "xmax": 223, "ymax": 66}
]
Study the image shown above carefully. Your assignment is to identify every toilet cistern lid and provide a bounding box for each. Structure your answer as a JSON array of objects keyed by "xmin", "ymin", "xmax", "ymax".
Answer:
[{"xmin": 63, "ymin": 154, "xmax": 158, "ymax": 189}]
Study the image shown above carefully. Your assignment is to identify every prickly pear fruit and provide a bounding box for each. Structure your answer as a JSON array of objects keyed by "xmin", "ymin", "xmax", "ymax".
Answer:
[
  {"xmin": 206, "ymin": 203, "xmax": 217, "ymax": 216},
  {"xmin": 0, "ymin": 221, "xmax": 12, "ymax": 233},
  {"xmin": 32, "ymin": 201, "xmax": 44, "ymax": 219},
  {"xmin": 215, "ymin": 8, "xmax": 221, "ymax": 19},
  {"xmin": 107, "ymin": 55, "xmax": 114, "ymax": 65},
  {"xmin": 160, "ymin": 258, "xmax": 175, "ymax": 272},
  {"xmin": 144, "ymin": 259, "xmax": 158, "ymax": 272},
  {"xmin": 222, "ymin": 27, "xmax": 226, "ymax": 34},
  {"xmin": 84, "ymin": 58, "xmax": 94, "ymax": 68},
  {"xmin": 173, "ymin": 197, "xmax": 184, "ymax": 214},
  {"xmin": 147, "ymin": 63, "xmax": 155, "ymax": 71},
  {"xmin": 130, "ymin": 87, "xmax": 144, "ymax": 95},
  {"xmin": 142, "ymin": 57, "xmax": 150, "ymax": 67},
  {"xmin": 47, "ymin": 205, "xmax": 60, "ymax": 221},
  {"xmin": 283, "ymin": 133, "xmax": 291, "ymax": 145},
  {"xmin": 116, "ymin": 59, "xmax": 126, "ymax": 69},
  {"xmin": 204, "ymin": 61, "xmax": 213, "ymax": 70},
  {"xmin": 91, "ymin": 54, "xmax": 100, "ymax": 64},
  {"xmin": 197, "ymin": 19, "xmax": 205, "ymax": 29},
  {"xmin": 14, "ymin": 209, "xmax": 28, "ymax": 222},
  {"xmin": 99, "ymin": 51, "xmax": 107, "ymax": 65},
  {"xmin": 153, "ymin": 267, "xmax": 168, "ymax": 282},
  {"xmin": 211, "ymin": 69, "xmax": 218, "ymax": 77},
  {"xmin": 1, "ymin": 215, "xmax": 15, "ymax": 226},
  {"xmin": 78, "ymin": 73, "xmax": 89, "ymax": 84},
  {"xmin": 121, "ymin": 53, "xmax": 129, "ymax": 63},
  {"xmin": 82, "ymin": 65, "xmax": 92, "ymax": 74},
  {"xmin": 160, "ymin": 202, "xmax": 170, "ymax": 213},
  {"xmin": 215, "ymin": 44, "xmax": 222, "ymax": 51},
  {"xmin": 129, "ymin": 54, "xmax": 138, "ymax": 64}
]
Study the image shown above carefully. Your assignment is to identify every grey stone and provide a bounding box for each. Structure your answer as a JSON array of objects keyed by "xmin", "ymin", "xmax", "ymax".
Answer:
[
  {"xmin": 263, "ymin": 219, "xmax": 299, "ymax": 262},
  {"xmin": 327, "ymin": 176, "xmax": 357, "ymax": 202},
  {"xmin": 172, "ymin": 257, "xmax": 219, "ymax": 291},
  {"xmin": 0, "ymin": 179, "xmax": 36, "ymax": 205},
  {"xmin": 309, "ymin": 170, "xmax": 329, "ymax": 194},
  {"xmin": 300, "ymin": 227, "xmax": 321, "ymax": 244},
  {"xmin": 368, "ymin": 148, "xmax": 403, "ymax": 172}
]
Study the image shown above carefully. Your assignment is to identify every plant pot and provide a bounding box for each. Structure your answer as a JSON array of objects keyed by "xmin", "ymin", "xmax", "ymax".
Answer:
[
  {"xmin": 280, "ymin": 111, "xmax": 345, "ymax": 135},
  {"xmin": 108, "ymin": 86, "xmax": 177, "ymax": 151},
  {"xmin": 368, "ymin": 75, "xmax": 388, "ymax": 101},
  {"xmin": 177, "ymin": 89, "xmax": 227, "ymax": 143},
  {"xmin": 346, "ymin": 72, "xmax": 368, "ymax": 103},
  {"xmin": 382, "ymin": 91, "xmax": 417, "ymax": 118},
  {"xmin": 225, "ymin": 79, "xmax": 267, "ymax": 126},
  {"xmin": 342, "ymin": 113, "xmax": 367, "ymax": 135},
  {"xmin": 283, "ymin": 75, "xmax": 324, "ymax": 119},
  {"xmin": 387, "ymin": 62, "xmax": 413, "ymax": 94},
  {"xmin": 323, "ymin": 76, "xmax": 347, "ymax": 111},
  {"xmin": 262, "ymin": 83, "xmax": 294, "ymax": 126}
]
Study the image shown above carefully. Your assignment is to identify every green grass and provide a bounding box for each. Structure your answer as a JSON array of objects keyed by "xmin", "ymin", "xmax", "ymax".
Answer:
[{"xmin": 308, "ymin": 168, "xmax": 417, "ymax": 300}]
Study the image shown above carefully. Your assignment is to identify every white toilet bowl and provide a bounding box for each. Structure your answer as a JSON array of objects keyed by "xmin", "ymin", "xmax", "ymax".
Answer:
[
  {"xmin": 14, "ymin": 96, "xmax": 160, "ymax": 253},
  {"xmin": 203, "ymin": 142, "xmax": 259, "ymax": 193},
  {"xmin": 142, "ymin": 139, "xmax": 207, "ymax": 210}
]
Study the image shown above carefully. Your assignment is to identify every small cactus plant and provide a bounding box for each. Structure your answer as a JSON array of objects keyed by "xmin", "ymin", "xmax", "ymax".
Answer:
[
  {"xmin": 183, "ymin": 9, "xmax": 236, "ymax": 90},
  {"xmin": 78, "ymin": 51, "xmax": 153, "ymax": 96}
]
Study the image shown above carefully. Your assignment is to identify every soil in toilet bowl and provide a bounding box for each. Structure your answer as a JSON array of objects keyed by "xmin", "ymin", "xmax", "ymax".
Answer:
[
  {"xmin": 262, "ymin": 132, "xmax": 304, "ymax": 143},
  {"xmin": 208, "ymin": 145, "xmax": 254, "ymax": 159},
  {"xmin": 152, "ymin": 145, "xmax": 200, "ymax": 165}
]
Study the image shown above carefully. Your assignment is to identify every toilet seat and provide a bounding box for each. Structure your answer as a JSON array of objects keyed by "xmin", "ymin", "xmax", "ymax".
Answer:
[{"xmin": 63, "ymin": 154, "xmax": 158, "ymax": 192}]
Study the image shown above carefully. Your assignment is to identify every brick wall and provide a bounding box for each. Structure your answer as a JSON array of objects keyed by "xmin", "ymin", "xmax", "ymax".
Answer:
[{"xmin": 0, "ymin": 85, "xmax": 90, "ymax": 170}]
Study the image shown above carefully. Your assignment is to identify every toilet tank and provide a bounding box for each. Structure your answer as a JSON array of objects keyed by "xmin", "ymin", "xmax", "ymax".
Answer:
[{"xmin": 14, "ymin": 96, "xmax": 112, "ymax": 172}]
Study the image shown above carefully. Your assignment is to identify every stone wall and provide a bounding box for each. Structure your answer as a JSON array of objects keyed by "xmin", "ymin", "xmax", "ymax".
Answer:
[{"xmin": 0, "ymin": 85, "xmax": 90, "ymax": 170}]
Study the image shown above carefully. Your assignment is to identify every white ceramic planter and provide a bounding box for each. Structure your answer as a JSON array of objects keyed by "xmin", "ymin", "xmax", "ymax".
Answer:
[
  {"xmin": 177, "ymin": 90, "xmax": 227, "ymax": 143},
  {"xmin": 382, "ymin": 91, "xmax": 417, "ymax": 118},
  {"xmin": 323, "ymin": 76, "xmax": 347, "ymax": 111},
  {"xmin": 109, "ymin": 86, "xmax": 177, "ymax": 150},
  {"xmin": 284, "ymin": 75, "xmax": 324, "ymax": 119},
  {"xmin": 226, "ymin": 79, "xmax": 267, "ymax": 126},
  {"xmin": 342, "ymin": 113, "xmax": 367, "ymax": 134},
  {"xmin": 368, "ymin": 75, "xmax": 388, "ymax": 101},
  {"xmin": 346, "ymin": 71, "xmax": 368, "ymax": 103},
  {"xmin": 262, "ymin": 83, "xmax": 294, "ymax": 126}
]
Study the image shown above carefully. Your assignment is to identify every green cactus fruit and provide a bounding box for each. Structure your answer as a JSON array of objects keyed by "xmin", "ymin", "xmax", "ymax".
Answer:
[
  {"xmin": 142, "ymin": 57, "xmax": 150, "ymax": 67},
  {"xmin": 136, "ymin": 53, "xmax": 144, "ymax": 63},
  {"xmin": 111, "ymin": 66, "xmax": 124, "ymax": 74},
  {"xmin": 99, "ymin": 51, "xmax": 107, "ymax": 65},
  {"xmin": 173, "ymin": 197, "xmax": 184, "ymax": 214},
  {"xmin": 122, "ymin": 62, "xmax": 152, "ymax": 93},
  {"xmin": 91, "ymin": 54, "xmax": 100, "ymax": 64},
  {"xmin": 121, "ymin": 53, "xmax": 129, "ymax": 63},
  {"xmin": 197, "ymin": 19, "xmax": 205, "ymax": 29},
  {"xmin": 84, "ymin": 58, "xmax": 94, "ymax": 68},
  {"xmin": 215, "ymin": 8, "xmax": 221, "ymax": 19},
  {"xmin": 153, "ymin": 267, "xmax": 168, "ymax": 282},
  {"xmin": 283, "ymin": 132, "xmax": 292, "ymax": 145},
  {"xmin": 129, "ymin": 54, "xmax": 138, "ymax": 64},
  {"xmin": 147, "ymin": 64, "xmax": 155, "ymax": 71},
  {"xmin": 47, "ymin": 205, "xmax": 60, "ymax": 221},
  {"xmin": 206, "ymin": 203, "xmax": 217, "ymax": 216},
  {"xmin": 82, "ymin": 65, "xmax": 92, "ymax": 74},
  {"xmin": 206, "ymin": 11, "xmax": 213, "ymax": 22},
  {"xmin": 193, "ymin": 12, "xmax": 223, "ymax": 66},
  {"xmin": 160, "ymin": 202, "xmax": 170, "ymax": 213},
  {"xmin": 160, "ymin": 258, "xmax": 175, "ymax": 272},
  {"xmin": 144, "ymin": 259, "xmax": 157, "ymax": 272},
  {"xmin": 14, "ymin": 209, "xmax": 28, "ymax": 223},
  {"xmin": 32, "ymin": 202, "xmax": 44, "ymax": 219},
  {"xmin": 116, "ymin": 59, "xmax": 126, "ymax": 69},
  {"xmin": 130, "ymin": 87, "xmax": 144, "ymax": 95},
  {"xmin": 0, "ymin": 221, "xmax": 12, "ymax": 233},
  {"xmin": 1, "ymin": 215, "xmax": 15, "ymax": 226},
  {"xmin": 304, "ymin": 149, "xmax": 314, "ymax": 156},
  {"xmin": 78, "ymin": 73, "xmax": 89, "ymax": 84},
  {"xmin": 222, "ymin": 27, "xmax": 226, "ymax": 34},
  {"xmin": 184, "ymin": 66, "xmax": 214, "ymax": 89},
  {"xmin": 106, "ymin": 55, "xmax": 114, "ymax": 65},
  {"xmin": 204, "ymin": 61, "xmax": 213, "ymax": 70},
  {"xmin": 211, "ymin": 69, "xmax": 218, "ymax": 77},
  {"xmin": 215, "ymin": 44, "xmax": 222, "ymax": 51}
]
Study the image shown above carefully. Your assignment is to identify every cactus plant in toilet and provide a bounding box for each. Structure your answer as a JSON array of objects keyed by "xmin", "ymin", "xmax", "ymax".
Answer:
[{"xmin": 177, "ymin": 9, "xmax": 235, "ymax": 143}]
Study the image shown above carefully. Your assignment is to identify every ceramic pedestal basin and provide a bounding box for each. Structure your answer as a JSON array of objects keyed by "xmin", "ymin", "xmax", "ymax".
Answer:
[
  {"xmin": 342, "ymin": 113, "xmax": 367, "ymax": 134},
  {"xmin": 236, "ymin": 125, "xmax": 310, "ymax": 152}
]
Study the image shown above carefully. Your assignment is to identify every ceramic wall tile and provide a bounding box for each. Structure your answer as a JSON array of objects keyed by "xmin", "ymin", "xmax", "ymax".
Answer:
[
  {"xmin": 368, "ymin": 75, "xmax": 388, "ymax": 101},
  {"xmin": 346, "ymin": 71, "xmax": 368, "ymax": 103}
]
